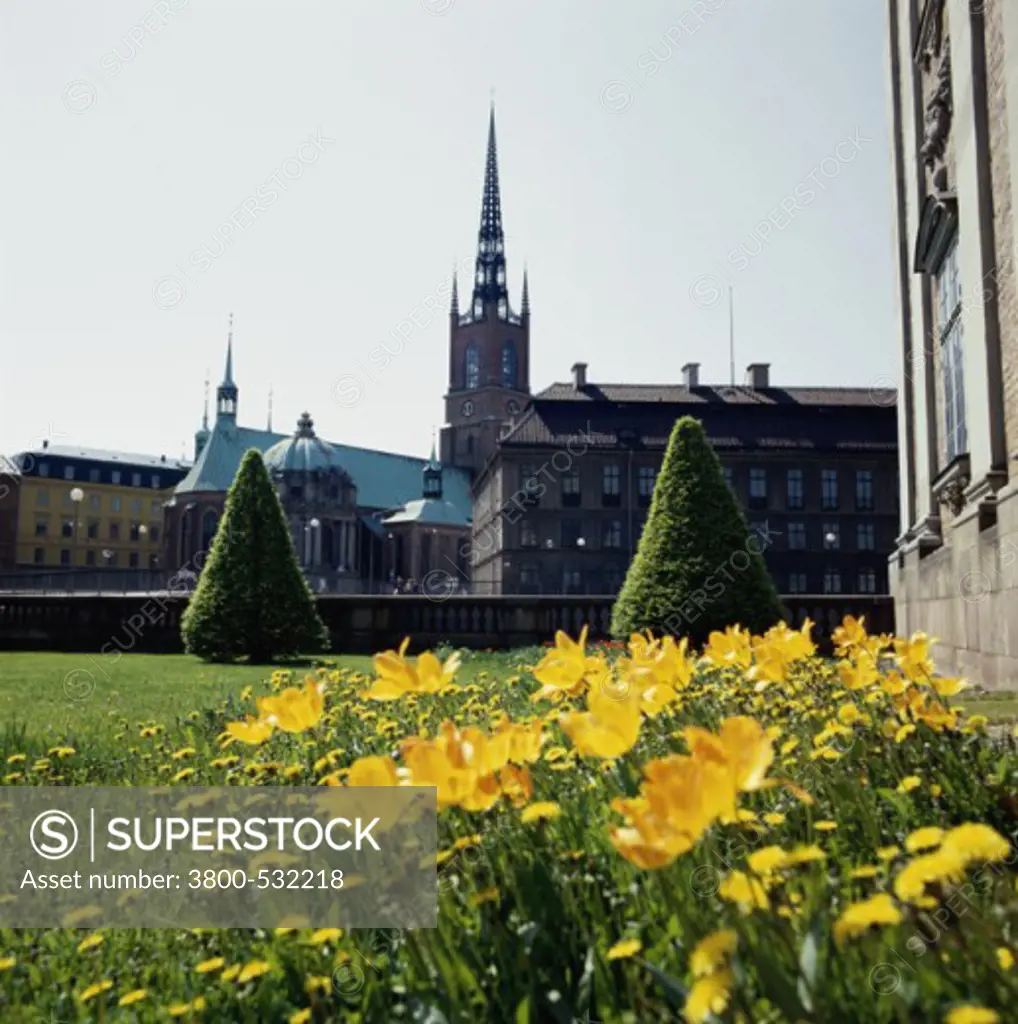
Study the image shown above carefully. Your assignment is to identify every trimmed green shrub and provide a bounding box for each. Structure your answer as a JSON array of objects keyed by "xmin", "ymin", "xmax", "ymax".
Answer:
[
  {"xmin": 611, "ymin": 416, "xmax": 784, "ymax": 643},
  {"xmin": 181, "ymin": 448, "xmax": 330, "ymax": 662}
]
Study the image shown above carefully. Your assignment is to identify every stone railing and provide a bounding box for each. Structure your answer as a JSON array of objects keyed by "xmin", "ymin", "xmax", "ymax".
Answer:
[{"xmin": 0, "ymin": 594, "xmax": 895, "ymax": 656}]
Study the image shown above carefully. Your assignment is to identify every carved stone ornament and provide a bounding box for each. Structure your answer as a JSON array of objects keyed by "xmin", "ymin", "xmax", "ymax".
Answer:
[
  {"xmin": 920, "ymin": 51, "xmax": 952, "ymax": 191},
  {"xmin": 932, "ymin": 452, "xmax": 971, "ymax": 516}
]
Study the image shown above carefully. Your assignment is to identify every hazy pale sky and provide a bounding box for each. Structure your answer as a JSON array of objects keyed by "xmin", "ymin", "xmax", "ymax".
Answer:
[{"xmin": 1, "ymin": 0, "xmax": 896, "ymax": 464}]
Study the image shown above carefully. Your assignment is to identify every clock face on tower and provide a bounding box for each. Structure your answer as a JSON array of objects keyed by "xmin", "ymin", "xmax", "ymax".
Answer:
[
  {"xmin": 461, "ymin": 400, "xmax": 475, "ymax": 417},
  {"xmin": 506, "ymin": 400, "xmax": 520, "ymax": 416}
]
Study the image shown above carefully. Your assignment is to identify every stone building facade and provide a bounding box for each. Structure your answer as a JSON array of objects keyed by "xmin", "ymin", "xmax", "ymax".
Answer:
[
  {"xmin": 467, "ymin": 362, "xmax": 898, "ymax": 598},
  {"xmin": 887, "ymin": 0, "xmax": 1018, "ymax": 687}
]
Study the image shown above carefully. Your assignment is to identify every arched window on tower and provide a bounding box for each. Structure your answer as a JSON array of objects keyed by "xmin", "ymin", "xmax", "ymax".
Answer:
[
  {"xmin": 465, "ymin": 344, "xmax": 479, "ymax": 389},
  {"xmin": 501, "ymin": 342, "xmax": 517, "ymax": 389}
]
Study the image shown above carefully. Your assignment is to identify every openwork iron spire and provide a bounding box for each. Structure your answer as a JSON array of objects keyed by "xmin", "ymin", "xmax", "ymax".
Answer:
[{"xmin": 471, "ymin": 106, "xmax": 508, "ymax": 314}]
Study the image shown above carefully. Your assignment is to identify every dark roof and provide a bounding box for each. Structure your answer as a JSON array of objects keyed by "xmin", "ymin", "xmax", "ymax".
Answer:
[
  {"xmin": 537, "ymin": 382, "xmax": 896, "ymax": 407},
  {"xmin": 15, "ymin": 445, "xmax": 190, "ymax": 471},
  {"xmin": 497, "ymin": 391, "xmax": 897, "ymax": 454}
]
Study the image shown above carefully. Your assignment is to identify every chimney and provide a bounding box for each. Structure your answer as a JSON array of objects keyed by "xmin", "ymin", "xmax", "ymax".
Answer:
[
  {"xmin": 571, "ymin": 362, "xmax": 588, "ymax": 390},
  {"xmin": 682, "ymin": 362, "xmax": 700, "ymax": 388},
  {"xmin": 42, "ymin": 439, "xmax": 49, "ymax": 449},
  {"xmin": 745, "ymin": 363, "xmax": 770, "ymax": 388}
]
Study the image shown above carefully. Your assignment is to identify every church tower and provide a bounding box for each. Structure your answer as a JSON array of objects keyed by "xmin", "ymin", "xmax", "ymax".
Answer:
[
  {"xmin": 216, "ymin": 314, "xmax": 238, "ymax": 426},
  {"xmin": 441, "ymin": 107, "xmax": 531, "ymax": 476}
]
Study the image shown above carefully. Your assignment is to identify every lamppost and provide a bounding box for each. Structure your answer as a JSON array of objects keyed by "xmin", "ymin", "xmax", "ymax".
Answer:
[
  {"xmin": 69, "ymin": 487, "xmax": 84, "ymax": 589},
  {"xmin": 303, "ymin": 517, "xmax": 321, "ymax": 569},
  {"xmin": 576, "ymin": 536, "xmax": 586, "ymax": 595}
]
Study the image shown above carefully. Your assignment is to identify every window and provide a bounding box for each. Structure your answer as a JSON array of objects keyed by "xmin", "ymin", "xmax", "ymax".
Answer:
[
  {"xmin": 562, "ymin": 469, "xmax": 581, "ymax": 507},
  {"xmin": 129, "ymin": 552, "xmax": 139, "ymax": 568},
  {"xmin": 722, "ymin": 466, "xmax": 734, "ymax": 491},
  {"xmin": 501, "ymin": 342, "xmax": 517, "ymax": 388},
  {"xmin": 151, "ymin": 474, "xmax": 161, "ymax": 489},
  {"xmin": 602, "ymin": 464, "xmax": 621, "ymax": 506},
  {"xmin": 108, "ymin": 552, "xmax": 118, "ymax": 567},
  {"xmin": 823, "ymin": 523, "xmax": 840, "ymax": 550},
  {"xmin": 823, "ymin": 568, "xmax": 842, "ymax": 594},
  {"xmin": 111, "ymin": 497, "xmax": 121, "ymax": 512},
  {"xmin": 519, "ymin": 463, "xmax": 541, "ymax": 506},
  {"xmin": 149, "ymin": 524, "xmax": 160, "ymax": 543},
  {"xmin": 201, "ymin": 510, "xmax": 219, "ymax": 552},
  {"xmin": 87, "ymin": 521, "xmax": 99, "ymax": 540},
  {"xmin": 152, "ymin": 499, "xmax": 162, "ymax": 514},
  {"xmin": 64, "ymin": 466, "xmax": 75, "ymax": 480},
  {"xmin": 38, "ymin": 462, "xmax": 49, "ymax": 477},
  {"xmin": 34, "ymin": 519, "xmax": 48, "ymax": 537},
  {"xmin": 289, "ymin": 484, "xmax": 304, "ymax": 500},
  {"xmin": 788, "ymin": 572, "xmax": 808, "ymax": 594},
  {"xmin": 520, "ymin": 521, "xmax": 538, "ymax": 548},
  {"xmin": 62, "ymin": 491, "xmax": 74, "ymax": 507},
  {"xmin": 61, "ymin": 519, "xmax": 73, "ymax": 538},
  {"xmin": 561, "ymin": 519, "xmax": 583, "ymax": 548},
  {"xmin": 858, "ymin": 567, "xmax": 877, "ymax": 594},
  {"xmin": 787, "ymin": 522, "xmax": 806, "ymax": 550},
  {"xmin": 111, "ymin": 470, "xmax": 121, "ymax": 484},
  {"xmin": 857, "ymin": 523, "xmax": 875, "ymax": 551},
  {"xmin": 749, "ymin": 468, "xmax": 767, "ymax": 509},
  {"xmin": 465, "ymin": 344, "xmax": 479, "ymax": 390},
  {"xmin": 90, "ymin": 494, "xmax": 101, "ymax": 510},
  {"xmin": 131, "ymin": 498, "xmax": 142, "ymax": 514},
  {"xmin": 520, "ymin": 564, "xmax": 539, "ymax": 587},
  {"xmin": 821, "ymin": 469, "xmax": 839, "ymax": 510},
  {"xmin": 602, "ymin": 520, "xmax": 622, "ymax": 549},
  {"xmin": 109, "ymin": 522, "xmax": 120, "ymax": 540},
  {"xmin": 938, "ymin": 237, "xmax": 967, "ymax": 462},
  {"xmin": 563, "ymin": 569, "xmax": 583, "ymax": 593},
  {"xmin": 130, "ymin": 522, "xmax": 141, "ymax": 542},
  {"xmin": 855, "ymin": 470, "xmax": 874, "ymax": 511},
  {"xmin": 638, "ymin": 466, "xmax": 656, "ymax": 507},
  {"xmin": 89, "ymin": 468, "xmax": 100, "ymax": 483},
  {"xmin": 60, "ymin": 549, "xmax": 70, "ymax": 566},
  {"xmin": 33, "ymin": 547, "xmax": 44, "ymax": 565},
  {"xmin": 86, "ymin": 550, "xmax": 96, "ymax": 567},
  {"xmin": 131, "ymin": 472, "xmax": 142, "ymax": 487},
  {"xmin": 36, "ymin": 488, "xmax": 49, "ymax": 506},
  {"xmin": 786, "ymin": 469, "xmax": 804, "ymax": 510},
  {"xmin": 604, "ymin": 566, "xmax": 624, "ymax": 593}
]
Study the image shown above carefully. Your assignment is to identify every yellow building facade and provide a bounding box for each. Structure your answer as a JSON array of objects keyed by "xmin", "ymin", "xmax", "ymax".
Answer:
[{"xmin": 11, "ymin": 444, "xmax": 189, "ymax": 571}]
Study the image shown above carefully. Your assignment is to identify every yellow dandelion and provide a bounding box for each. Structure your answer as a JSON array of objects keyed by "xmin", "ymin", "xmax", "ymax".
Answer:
[
  {"xmin": 833, "ymin": 893, "xmax": 902, "ymax": 944},
  {"xmin": 308, "ymin": 928, "xmax": 343, "ymax": 945},
  {"xmin": 815, "ymin": 820, "xmax": 838, "ymax": 832},
  {"xmin": 877, "ymin": 845, "xmax": 901, "ymax": 861},
  {"xmin": 195, "ymin": 956, "xmax": 225, "ymax": 974},
  {"xmin": 168, "ymin": 996, "xmax": 207, "ymax": 1016},
  {"xmin": 685, "ymin": 967, "xmax": 734, "ymax": 1023},
  {"xmin": 997, "ymin": 947, "xmax": 1014, "ymax": 970},
  {"xmin": 118, "ymin": 989, "xmax": 147, "ymax": 1007},
  {"xmin": 689, "ymin": 929, "xmax": 737, "ymax": 977},
  {"xmin": 0, "ymin": 956, "xmax": 15, "ymax": 971},
  {"xmin": 172, "ymin": 767, "xmax": 196, "ymax": 783},
  {"xmin": 78, "ymin": 979, "xmax": 114, "ymax": 1003},
  {"xmin": 237, "ymin": 960, "xmax": 272, "ymax": 983},
  {"xmin": 606, "ymin": 937, "xmax": 643, "ymax": 961},
  {"xmin": 77, "ymin": 932, "xmax": 104, "ymax": 953},
  {"xmin": 521, "ymin": 801, "xmax": 561, "ymax": 824},
  {"xmin": 220, "ymin": 964, "xmax": 241, "ymax": 982},
  {"xmin": 470, "ymin": 887, "xmax": 500, "ymax": 906},
  {"xmin": 944, "ymin": 1009, "xmax": 1000, "ymax": 1024},
  {"xmin": 897, "ymin": 776, "xmax": 921, "ymax": 793},
  {"xmin": 289, "ymin": 1011, "xmax": 312, "ymax": 1024},
  {"xmin": 905, "ymin": 827, "xmax": 945, "ymax": 853}
]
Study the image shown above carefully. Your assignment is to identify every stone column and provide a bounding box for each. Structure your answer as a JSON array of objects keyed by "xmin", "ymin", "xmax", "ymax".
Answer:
[{"xmin": 948, "ymin": 1, "xmax": 1008, "ymax": 512}]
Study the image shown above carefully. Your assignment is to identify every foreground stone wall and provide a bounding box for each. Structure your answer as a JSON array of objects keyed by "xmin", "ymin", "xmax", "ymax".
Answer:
[{"xmin": 892, "ymin": 485, "xmax": 1018, "ymax": 689}]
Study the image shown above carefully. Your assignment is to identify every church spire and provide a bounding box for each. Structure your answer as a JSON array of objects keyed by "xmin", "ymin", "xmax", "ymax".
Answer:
[
  {"xmin": 216, "ymin": 312, "xmax": 238, "ymax": 423},
  {"xmin": 471, "ymin": 104, "xmax": 509, "ymax": 318},
  {"xmin": 521, "ymin": 264, "xmax": 530, "ymax": 318},
  {"xmin": 450, "ymin": 265, "xmax": 459, "ymax": 318}
]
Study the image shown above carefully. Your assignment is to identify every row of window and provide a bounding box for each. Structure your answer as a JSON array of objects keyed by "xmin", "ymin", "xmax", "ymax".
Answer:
[
  {"xmin": 464, "ymin": 342, "xmax": 518, "ymax": 390},
  {"xmin": 515, "ymin": 519, "xmax": 879, "ymax": 552},
  {"xmin": 514, "ymin": 565, "xmax": 879, "ymax": 595},
  {"xmin": 34, "ymin": 489, "xmax": 164, "ymax": 514},
  {"xmin": 520, "ymin": 464, "xmax": 879, "ymax": 511},
  {"xmin": 30, "ymin": 463, "xmax": 169, "ymax": 488},
  {"xmin": 32, "ymin": 548, "xmax": 160, "ymax": 568},
  {"xmin": 34, "ymin": 519, "xmax": 160, "ymax": 542}
]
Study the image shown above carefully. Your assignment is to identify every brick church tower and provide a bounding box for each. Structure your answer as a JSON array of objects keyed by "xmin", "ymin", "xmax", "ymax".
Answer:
[{"xmin": 440, "ymin": 107, "xmax": 531, "ymax": 477}]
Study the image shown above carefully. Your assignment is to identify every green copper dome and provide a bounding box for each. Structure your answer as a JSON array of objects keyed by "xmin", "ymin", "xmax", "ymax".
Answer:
[{"xmin": 263, "ymin": 412, "xmax": 345, "ymax": 474}]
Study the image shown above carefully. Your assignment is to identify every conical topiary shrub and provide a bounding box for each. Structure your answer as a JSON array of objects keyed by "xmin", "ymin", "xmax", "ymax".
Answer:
[
  {"xmin": 611, "ymin": 416, "xmax": 784, "ymax": 644},
  {"xmin": 181, "ymin": 448, "xmax": 330, "ymax": 662}
]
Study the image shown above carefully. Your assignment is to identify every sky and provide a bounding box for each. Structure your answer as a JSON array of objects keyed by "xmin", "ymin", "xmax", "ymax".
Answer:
[{"xmin": 0, "ymin": 0, "xmax": 897, "ymax": 464}]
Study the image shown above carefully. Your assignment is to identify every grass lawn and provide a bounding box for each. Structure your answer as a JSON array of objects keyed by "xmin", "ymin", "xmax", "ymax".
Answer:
[{"xmin": 0, "ymin": 651, "xmax": 371, "ymax": 745}]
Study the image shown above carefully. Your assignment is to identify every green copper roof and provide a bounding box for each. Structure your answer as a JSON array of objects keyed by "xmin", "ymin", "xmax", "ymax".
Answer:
[
  {"xmin": 383, "ymin": 498, "xmax": 471, "ymax": 527},
  {"xmin": 175, "ymin": 421, "xmax": 473, "ymax": 519}
]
